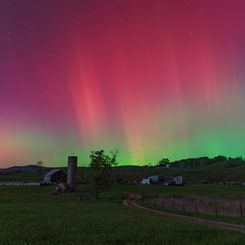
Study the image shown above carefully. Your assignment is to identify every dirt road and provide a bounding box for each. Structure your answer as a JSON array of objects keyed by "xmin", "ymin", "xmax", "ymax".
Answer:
[{"xmin": 123, "ymin": 193, "xmax": 245, "ymax": 234}]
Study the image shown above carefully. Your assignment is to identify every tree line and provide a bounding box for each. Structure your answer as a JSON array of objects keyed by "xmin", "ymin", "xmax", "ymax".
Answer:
[{"xmin": 157, "ymin": 155, "xmax": 245, "ymax": 168}]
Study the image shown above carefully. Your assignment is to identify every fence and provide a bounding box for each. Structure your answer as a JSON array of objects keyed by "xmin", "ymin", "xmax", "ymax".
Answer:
[{"xmin": 142, "ymin": 194, "xmax": 244, "ymax": 217}]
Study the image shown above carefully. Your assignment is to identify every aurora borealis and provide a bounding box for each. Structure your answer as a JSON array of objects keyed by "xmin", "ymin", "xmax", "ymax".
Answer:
[{"xmin": 1, "ymin": 0, "xmax": 245, "ymax": 167}]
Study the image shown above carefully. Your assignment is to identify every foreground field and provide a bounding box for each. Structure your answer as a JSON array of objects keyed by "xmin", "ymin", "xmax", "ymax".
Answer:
[{"xmin": 0, "ymin": 186, "xmax": 245, "ymax": 244}]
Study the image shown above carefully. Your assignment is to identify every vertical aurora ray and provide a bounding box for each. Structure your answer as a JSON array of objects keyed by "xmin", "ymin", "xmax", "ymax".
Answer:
[{"xmin": 0, "ymin": 0, "xmax": 245, "ymax": 166}]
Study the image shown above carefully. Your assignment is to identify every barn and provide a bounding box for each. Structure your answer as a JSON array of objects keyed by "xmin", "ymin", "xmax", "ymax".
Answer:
[{"xmin": 43, "ymin": 169, "xmax": 67, "ymax": 184}]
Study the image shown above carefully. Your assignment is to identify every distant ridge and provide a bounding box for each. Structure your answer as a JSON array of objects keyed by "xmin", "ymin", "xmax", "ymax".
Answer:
[{"xmin": 0, "ymin": 165, "xmax": 47, "ymax": 174}]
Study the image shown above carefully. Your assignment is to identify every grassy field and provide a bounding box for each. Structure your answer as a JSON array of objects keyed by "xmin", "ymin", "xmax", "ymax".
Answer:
[
  {"xmin": 114, "ymin": 183, "xmax": 245, "ymax": 198},
  {"xmin": 0, "ymin": 185, "xmax": 245, "ymax": 245},
  {"xmin": 0, "ymin": 171, "xmax": 40, "ymax": 182}
]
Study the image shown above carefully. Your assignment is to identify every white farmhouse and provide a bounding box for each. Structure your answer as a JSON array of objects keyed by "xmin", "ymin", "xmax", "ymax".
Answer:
[
  {"xmin": 140, "ymin": 175, "xmax": 159, "ymax": 185},
  {"xmin": 141, "ymin": 178, "xmax": 150, "ymax": 185}
]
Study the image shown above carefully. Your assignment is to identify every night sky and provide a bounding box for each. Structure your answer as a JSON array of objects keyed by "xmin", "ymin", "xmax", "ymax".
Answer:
[{"xmin": 1, "ymin": 0, "xmax": 245, "ymax": 167}]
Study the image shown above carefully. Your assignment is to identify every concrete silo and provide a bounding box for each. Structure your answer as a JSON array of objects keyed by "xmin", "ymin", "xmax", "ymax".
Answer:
[{"xmin": 67, "ymin": 156, "xmax": 77, "ymax": 191}]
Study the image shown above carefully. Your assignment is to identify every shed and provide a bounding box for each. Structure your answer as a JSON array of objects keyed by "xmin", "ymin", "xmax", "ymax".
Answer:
[
  {"xmin": 148, "ymin": 175, "xmax": 159, "ymax": 183},
  {"xmin": 159, "ymin": 176, "xmax": 184, "ymax": 186},
  {"xmin": 140, "ymin": 175, "xmax": 159, "ymax": 185},
  {"xmin": 141, "ymin": 178, "xmax": 150, "ymax": 185},
  {"xmin": 43, "ymin": 169, "xmax": 67, "ymax": 184}
]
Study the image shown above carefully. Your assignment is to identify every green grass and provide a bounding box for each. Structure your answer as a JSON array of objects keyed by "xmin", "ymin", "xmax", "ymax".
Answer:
[
  {"xmin": 0, "ymin": 171, "xmax": 40, "ymax": 182},
  {"xmin": 0, "ymin": 186, "xmax": 245, "ymax": 244},
  {"xmin": 114, "ymin": 183, "xmax": 245, "ymax": 199}
]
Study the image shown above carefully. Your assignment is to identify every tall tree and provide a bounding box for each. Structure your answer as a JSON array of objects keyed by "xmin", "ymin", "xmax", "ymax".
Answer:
[{"xmin": 89, "ymin": 150, "xmax": 118, "ymax": 197}]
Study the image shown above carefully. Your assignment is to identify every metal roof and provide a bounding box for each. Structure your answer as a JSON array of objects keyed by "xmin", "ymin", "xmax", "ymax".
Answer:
[{"xmin": 44, "ymin": 169, "xmax": 62, "ymax": 177}]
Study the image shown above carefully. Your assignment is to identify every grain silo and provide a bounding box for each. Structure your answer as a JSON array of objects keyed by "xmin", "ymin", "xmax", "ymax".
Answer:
[{"xmin": 67, "ymin": 156, "xmax": 77, "ymax": 191}]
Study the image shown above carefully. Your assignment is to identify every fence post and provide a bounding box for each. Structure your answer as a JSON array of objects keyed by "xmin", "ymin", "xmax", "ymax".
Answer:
[
  {"xmin": 214, "ymin": 203, "xmax": 218, "ymax": 217},
  {"xmin": 142, "ymin": 194, "xmax": 145, "ymax": 203},
  {"xmin": 182, "ymin": 202, "xmax": 185, "ymax": 212},
  {"xmin": 240, "ymin": 200, "xmax": 243, "ymax": 217},
  {"xmin": 195, "ymin": 200, "xmax": 198, "ymax": 214},
  {"xmin": 161, "ymin": 199, "xmax": 164, "ymax": 208},
  {"xmin": 172, "ymin": 198, "xmax": 175, "ymax": 210}
]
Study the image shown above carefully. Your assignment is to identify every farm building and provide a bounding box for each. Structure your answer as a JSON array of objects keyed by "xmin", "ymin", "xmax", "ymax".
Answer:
[
  {"xmin": 141, "ymin": 178, "xmax": 150, "ymax": 185},
  {"xmin": 140, "ymin": 175, "xmax": 159, "ymax": 185},
  {"xmin": 140, "ymin": 175, "xmax": 184, "ymax": 186},
  {"xmin": 161, "ymin": 176, "xmax": 183, "ymax": 186},
  {"xmin": 43, "ymin": 169, "xmax": 67, "ymax": 184},
  {"xmin": 173, "ymin": 176, "xmax": 183, "ymax": 185}
]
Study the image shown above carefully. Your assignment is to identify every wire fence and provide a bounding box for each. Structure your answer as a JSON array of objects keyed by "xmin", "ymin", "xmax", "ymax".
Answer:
[{"xmin": 142, "ymin": 194, "xmax": 245, "ymax": 217}]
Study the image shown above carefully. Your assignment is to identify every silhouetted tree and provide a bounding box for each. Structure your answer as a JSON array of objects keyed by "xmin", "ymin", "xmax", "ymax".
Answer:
[
  {"xmin": 234, "ymin": 156, "xmax": 243, "ymax": 161},
  {"xmin": 89, "ymin": 150, "xmax": 118, "ymax": 198},
  {"xmin": 158, "ymin": 158, "xmax": 170, "ymax": 167},
  {"xmin": 213, "ymin": 155, "xmax": 227, "ymax": 163}
]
